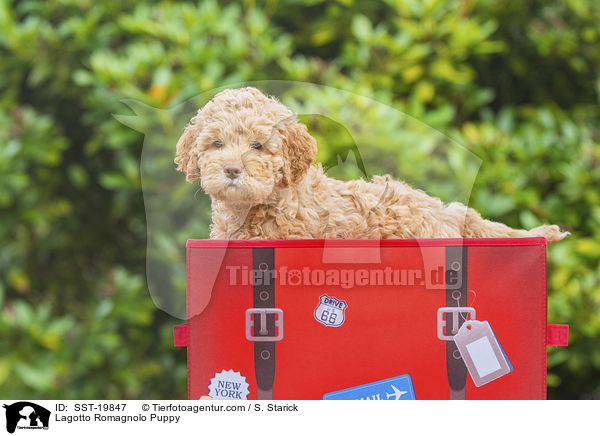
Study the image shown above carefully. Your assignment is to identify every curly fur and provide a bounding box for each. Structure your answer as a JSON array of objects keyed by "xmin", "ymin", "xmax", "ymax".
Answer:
[{"xmin": 175, "ymin": 87, "xmax": 568, "ymax": 241}]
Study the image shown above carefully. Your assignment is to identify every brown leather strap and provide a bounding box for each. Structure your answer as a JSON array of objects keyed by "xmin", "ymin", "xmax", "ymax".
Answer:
[
  {"xmin": 445, "ymin": 246, "xmax": 468, "ymax": 400},
  {"xmin": 252, "ymin": 248, "xmax": 276, "ymax": 400}
]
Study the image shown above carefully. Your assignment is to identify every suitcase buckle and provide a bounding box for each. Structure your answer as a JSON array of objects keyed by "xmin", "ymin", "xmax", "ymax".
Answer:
[
  {"xmin": 245, "ymin": 308, "xmax": 284, "ymax": 342},
  {"xmin": 437, "ymin": 307, "xmax": 476, "ymax": 341}
]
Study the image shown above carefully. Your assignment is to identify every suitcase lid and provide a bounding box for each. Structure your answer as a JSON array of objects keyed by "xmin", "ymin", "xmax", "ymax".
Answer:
[
  {"xmin": 186, "ymin": 237, "xmax": 547, "ymax": 248},
  {"xmin": 186, "ymin": 238, "xmax": 547, "ymax": 319}
]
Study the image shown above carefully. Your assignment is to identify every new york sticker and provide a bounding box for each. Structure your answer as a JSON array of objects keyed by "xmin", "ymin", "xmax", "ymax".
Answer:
[
  {"xmin": 323, "ymin": 374, "xmax": 416, "ymax": 400},
  {"xmin": 208, "ymin": 369, "xmax": 250, "ymax": 400}
]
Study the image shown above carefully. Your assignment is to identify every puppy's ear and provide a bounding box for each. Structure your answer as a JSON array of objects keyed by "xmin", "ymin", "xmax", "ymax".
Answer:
[
  {"xmin": 174, "ymin": 117, "xmax": 201, "ymax": 183},
  {"xmin": 278, "ymin": 117, "xmax": 317, "ymax": 187}
]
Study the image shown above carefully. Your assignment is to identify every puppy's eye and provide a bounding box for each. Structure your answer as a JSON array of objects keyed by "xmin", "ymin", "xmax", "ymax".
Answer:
[
  {"xmin": 212, "ymin": 140, "xmax": 224, "ymax": 148},
  {"xmin": 250, "ymin": 142, "xmax": 262, "ymax": 150}
]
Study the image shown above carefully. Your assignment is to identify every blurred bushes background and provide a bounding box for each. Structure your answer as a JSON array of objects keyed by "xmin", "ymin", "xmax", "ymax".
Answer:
[{"xmin": 0, "ymin": 0, "xmax": 599, "ymax": 399}]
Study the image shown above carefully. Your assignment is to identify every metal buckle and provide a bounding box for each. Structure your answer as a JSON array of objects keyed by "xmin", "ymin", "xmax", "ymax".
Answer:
[
  {"xmin": 245, "ymin": 308, "xmax": 284, "ymax": 342},
  {"xmin": 437, "ymin": 307, "xmax": 476, "ymax": 341}
]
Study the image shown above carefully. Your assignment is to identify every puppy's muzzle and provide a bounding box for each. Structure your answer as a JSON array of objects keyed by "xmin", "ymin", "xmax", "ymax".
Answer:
[{"xmin": 223, "ymin": 164, "xmax": 243, "ymax": 180}]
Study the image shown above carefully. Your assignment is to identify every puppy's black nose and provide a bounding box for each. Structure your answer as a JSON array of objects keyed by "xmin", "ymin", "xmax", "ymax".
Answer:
[{"xmin": 223, "ymin": 164, "xmax": 243, "ymax": 179}]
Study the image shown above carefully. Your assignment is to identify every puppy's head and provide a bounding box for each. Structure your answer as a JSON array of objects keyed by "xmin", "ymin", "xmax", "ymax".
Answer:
[{"xmin": 175, "ymin": 87, "xmax": 317, "ymax": 204}]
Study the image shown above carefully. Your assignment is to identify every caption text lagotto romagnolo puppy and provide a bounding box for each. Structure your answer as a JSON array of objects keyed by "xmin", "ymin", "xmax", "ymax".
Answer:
[{"xmin": 175, "ymin": 87, "xmax": 567, "ymax": 241}]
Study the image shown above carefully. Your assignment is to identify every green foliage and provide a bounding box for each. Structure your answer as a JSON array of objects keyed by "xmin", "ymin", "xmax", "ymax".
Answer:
[{"xmin": 0, "ymin": 0, "xmax": 598, "ymax": 399}]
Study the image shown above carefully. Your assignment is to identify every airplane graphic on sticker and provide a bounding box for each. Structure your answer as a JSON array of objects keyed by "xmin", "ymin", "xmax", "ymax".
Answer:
[
  {"xmin": 323, "ymin": 374, "xmax": 416, "ymax": 400},
  {"xmin": 314, "ymin": 294, "xmax": 347, "ymax": 327}
]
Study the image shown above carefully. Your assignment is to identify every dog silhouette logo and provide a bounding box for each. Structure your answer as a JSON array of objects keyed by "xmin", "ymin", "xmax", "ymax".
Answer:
[{"xmin": 3, "ymin": 402, "xmax": 50, "ymax": 434}]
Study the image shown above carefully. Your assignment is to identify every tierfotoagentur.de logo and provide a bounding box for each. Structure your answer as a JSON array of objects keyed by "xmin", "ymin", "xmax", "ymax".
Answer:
[{"xmin": 226, "ymin": 263, "xmax": 462, "ymax": 290}]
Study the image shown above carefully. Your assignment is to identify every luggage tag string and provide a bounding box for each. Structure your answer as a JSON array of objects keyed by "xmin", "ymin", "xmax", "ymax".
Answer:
[{"xmin": 452, "ymin": 289, "xmax": 477, "ymax": 323}]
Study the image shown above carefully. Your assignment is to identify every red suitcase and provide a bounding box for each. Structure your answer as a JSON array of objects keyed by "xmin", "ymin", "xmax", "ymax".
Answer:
[{"xmin": 175, "ymin": 238, "xmax": 568, "ymax": 400}]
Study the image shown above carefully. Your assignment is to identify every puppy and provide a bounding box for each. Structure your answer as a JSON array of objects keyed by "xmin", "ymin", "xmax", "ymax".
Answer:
[{"xmin": 175, "ymin": 87, "xmax": 567, "ymax": 241}]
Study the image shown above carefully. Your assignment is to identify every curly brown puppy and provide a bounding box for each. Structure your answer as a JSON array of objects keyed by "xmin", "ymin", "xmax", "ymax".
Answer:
[{"xmin": 175, "ymin": 87, "xmax": 567, "ymax": 241}]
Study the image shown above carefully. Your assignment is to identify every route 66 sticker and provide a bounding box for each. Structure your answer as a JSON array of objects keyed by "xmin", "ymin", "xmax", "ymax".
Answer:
[{"xmin": 314, "ymin": 294, "xmax": 347, "ymax": 327}]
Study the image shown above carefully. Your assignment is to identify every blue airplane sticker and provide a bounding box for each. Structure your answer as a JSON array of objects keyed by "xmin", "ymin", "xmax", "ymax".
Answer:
[{"xmin": 322, "ymin": 374, "xmax": 416, "ymax": 400}]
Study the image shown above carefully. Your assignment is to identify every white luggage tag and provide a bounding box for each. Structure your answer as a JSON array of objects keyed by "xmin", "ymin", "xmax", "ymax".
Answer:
[{"xmin": 453, "ymin": 320, "xmax": 513, "ymax": 387}]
